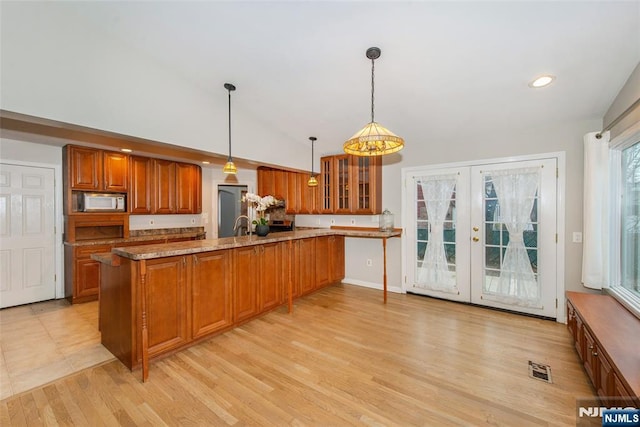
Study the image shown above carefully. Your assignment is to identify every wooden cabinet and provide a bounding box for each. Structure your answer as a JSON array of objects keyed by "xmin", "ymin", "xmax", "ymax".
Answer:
[
  {"xmin": 330, "ymin": 235, "xmax": 345, "ymax": 283},
  {"xmin": 566, "ymin": 293, "xmax": 640, "ymax": 407},
  {"xmin": 153, "ymin": 159, "xmax": 176, "ymax": 214},
  {"xmin": 286, "ymin": 171, "xmax": 299, "ymax": 214},
  {"xmin": 315, "ymin": 235, "xmax": 345, "ymax": 289},
  {"xmin": 258, "ymin": 168, "xmax": 318, "ymax": 214},
  {"xmin": 297, "ymin": 172, "xmax": 318, "ymax": 214},
  {"xmin": 260, "ymin": 242, "xmax": 285, "ymax": 311},
  {"xmin": 319, "ymin": 154, "xmax": 382, "ymax": 214},
  {"xmin": 191, "ymin": 251, "xmax": 233, "ymax": 339},
  {"xmin": 66, "ymin": 145, "xmax": 128, "ymax": 192},
  {"xmin": 176, "ymin": 163, "xmax": 201, "ymax": 214},
  {"xmin": 65, "ymin": 243, "xmax": 112, "ymax": 304},
  {"xmin": 234, "ymin": 243, "xmax": 286, "ymax": 322},
  {"xmin": 234, "ymin": 246, "xmax": 260, "ymax": 322},
  {"xmin": 144, "ymin": 256, "xmax": 189, "ymax": 358},
  {"xmin": 295, "ymin": 238, "xmax": 316, "ymax": 296},
  {"xmin": 129, "ymin": 156, "xmax": 153, "ymax": 214}
]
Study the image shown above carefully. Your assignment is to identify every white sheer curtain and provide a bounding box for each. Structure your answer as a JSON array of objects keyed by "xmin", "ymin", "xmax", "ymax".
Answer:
[
  {"xmin": 489, "ymin": 167, "xmax": 540, "ymax": 307},
  {"xmin": 417, "ymin": 175, "xmax": 457, "ymax": 293},
  {"xmin": 582, "ymin": 131, "xmax": 610, "ymax": 289}
]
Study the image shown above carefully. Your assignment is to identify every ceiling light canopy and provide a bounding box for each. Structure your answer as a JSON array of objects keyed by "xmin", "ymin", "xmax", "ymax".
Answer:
[
  {"xmin": 223, "ymin": 82, "xmax": 237, "ymax": 174},
  {"xmin": 343, "ymin": 47, "xmax": 404, "ymax": 156},
  {"xmin": 529, "ymin": 75, "xmax": 555, "ymax": 88},
  {"xmin": 308, "ymin": 136, "xmax": 318, "ymax": 187}
]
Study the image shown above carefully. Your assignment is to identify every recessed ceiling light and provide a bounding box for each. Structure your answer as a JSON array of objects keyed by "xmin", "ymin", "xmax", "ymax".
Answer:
[
  {"xmin": 529, "ymin": 75, "xmax": 555, "ymax": 88},
  {"xmin": 202, "ymin": 161, "xmax": 210, "ymax": 164},
  {"xmin": 120, "ymin": 148, "xmax": 133, "ymax": 153}
]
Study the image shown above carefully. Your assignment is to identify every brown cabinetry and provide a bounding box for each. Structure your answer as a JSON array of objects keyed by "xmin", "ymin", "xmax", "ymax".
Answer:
[
  {"xmin": 66, "ymin": 145, "xmax": 128, "ymax": 192},
  {"xmin": 234, "ymin": 246, "xmax": 260, "ymax": 322},
  {"xmin": 153, "ymin": 159, "xmax": 176, "ymax": 214},
  {"xmin": 65, "ymin": 243, "xmax": 112, "ymax": 304},
  {"xmin": 144, "ymin": 256, "xmax": 189, "ymax": 358},
  {"xmin": 295, "ymin": 238, "xmax": 316, "ymax": 296},
  {"xmin": 152, "ymin": 160, "xmax": 201, "ymax": 214},
  {"xmin": 129, "ymin": 156, "xmax": 153, "ymax": 214},
  {"xmin": 566, "ymin": 292, "xmax": 640, "ymax": 407},
  {"xmin": 191, "ymin": 251, "xmax": 233, "ymax": 339},
  {"xmin": 319, "ymin": 154, "xmax": 382, "ymax": 214},
  {"xmin": 257, "ymin": 168, "xmax": 318, "ymax": 214}
]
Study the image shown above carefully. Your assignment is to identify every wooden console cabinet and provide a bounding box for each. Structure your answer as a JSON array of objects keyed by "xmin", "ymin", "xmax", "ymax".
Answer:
[{"xmin": 566, "ymin": 291, "xmax": 640, "ymax": 406}]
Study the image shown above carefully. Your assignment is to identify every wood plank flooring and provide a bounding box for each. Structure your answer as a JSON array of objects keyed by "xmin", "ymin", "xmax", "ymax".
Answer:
[{"xmin": 1, "ymin": 284, "xmax": 595, "ymax": 426}]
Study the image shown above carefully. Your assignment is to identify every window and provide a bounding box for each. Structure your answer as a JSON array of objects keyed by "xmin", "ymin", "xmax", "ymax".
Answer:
[{"xmin": 609, "ymin": 127, "xmax": 640, "ymax": 318}]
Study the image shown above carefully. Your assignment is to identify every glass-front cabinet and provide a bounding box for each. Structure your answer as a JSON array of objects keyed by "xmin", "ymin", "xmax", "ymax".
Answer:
[{"xmin": 319, "ymin": 154, "xmax": 382, "ymax": 215}]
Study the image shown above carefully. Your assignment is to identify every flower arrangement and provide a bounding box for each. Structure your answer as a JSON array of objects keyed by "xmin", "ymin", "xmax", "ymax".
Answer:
[{"xmin": 242, "ymin": 193, "xmax": 279, "ymax": 225}]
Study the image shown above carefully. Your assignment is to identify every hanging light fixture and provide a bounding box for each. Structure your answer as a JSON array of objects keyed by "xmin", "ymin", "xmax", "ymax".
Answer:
[
  {"xmin": 222, "ymin": 82, "xmax": 238, "ymax": 174},
  {"xmin": 343, "ymin": 47, "xmax": 404, "ymax": 156},
  {"xmin": 307, "ymin": 136, "xmax": 318, "ymax": 187}
]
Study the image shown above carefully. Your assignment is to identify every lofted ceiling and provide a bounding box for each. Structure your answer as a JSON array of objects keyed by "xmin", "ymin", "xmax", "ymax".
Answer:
[{"xmin": 1, "ymin": 1, "xmax": 639, "ymax": 164}]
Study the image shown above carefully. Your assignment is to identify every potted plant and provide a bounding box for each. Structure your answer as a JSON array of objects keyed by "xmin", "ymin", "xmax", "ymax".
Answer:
[{"xmin": 242, "ymin": 193, "xmax": 279, "ymax": 236}]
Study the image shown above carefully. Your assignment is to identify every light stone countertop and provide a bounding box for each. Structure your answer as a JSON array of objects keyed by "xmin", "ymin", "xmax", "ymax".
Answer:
[{"xmin": 102, "ymin": 228, "xmax": 402, "ymax": 261}]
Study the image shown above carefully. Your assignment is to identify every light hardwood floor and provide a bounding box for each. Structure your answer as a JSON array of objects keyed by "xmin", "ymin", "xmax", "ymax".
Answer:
[{"xmin": 1, "ymin": 284, "xmax": 595, "ymax": 426}]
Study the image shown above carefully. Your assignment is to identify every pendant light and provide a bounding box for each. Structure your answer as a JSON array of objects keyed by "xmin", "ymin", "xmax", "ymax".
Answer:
[
  {"xmin": 343, "ymin": 47, "xmax": 404, "ymax": 156},
  {"xmin": 307, "ymin": 136, "xmax": 318, "ymax": 187},
  {"xmin": 222, "ymin": 83, "xmax": 238, "ymax": 174}
]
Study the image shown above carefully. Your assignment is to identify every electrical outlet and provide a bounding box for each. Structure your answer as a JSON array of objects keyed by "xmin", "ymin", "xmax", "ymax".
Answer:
[
  {"xmin": 149, "ymin": 219, "xmax": 154, "ymax": 225},
  {"xmin": 190, "ymin": 218, "xmax": 196, "ymax": 224},
  {"xmin": 330, "ymin": 219, "xmax": 336, "ymax": 225},
  {"xmin": 572, "ymin": 232, "xmax": 582, "ymax": 243},
  {"xmin": 366, "ymin": 259, "xmax": 372, "ymax": 267},
  {"xmin": 350, "ymin": 218, "xmax": 356, "ymax": 225}
]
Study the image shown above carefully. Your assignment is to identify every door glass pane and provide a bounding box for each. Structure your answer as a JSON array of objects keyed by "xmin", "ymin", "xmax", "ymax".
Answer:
[
  {"xmin": 481, "ymin": 169, "xmax": 541, "ymax": 307},
  {"xmin": 414, "ymin": 175, "xmax": 458, "ymax": 294}
]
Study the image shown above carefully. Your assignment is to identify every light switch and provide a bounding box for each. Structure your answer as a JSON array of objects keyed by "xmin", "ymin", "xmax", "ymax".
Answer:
[{"xmin": 572, "ymin": 232, "xmax": 582, "ymax": 243}]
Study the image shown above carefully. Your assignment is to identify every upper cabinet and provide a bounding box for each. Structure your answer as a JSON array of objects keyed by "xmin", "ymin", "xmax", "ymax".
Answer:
[
  {"xmin": 320, "ymin": 154, "xmax": 382, "ymax": 215},
  {"xmin": 64, "ymin": 145, "xmax": 202, "ymax": 215},
  {"xmin": 67, "ymin": 146, "xmax": 128, "ymax": 192}
]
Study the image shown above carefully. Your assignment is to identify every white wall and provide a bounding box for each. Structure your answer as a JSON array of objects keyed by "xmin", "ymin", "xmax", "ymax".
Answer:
[{"xmin": 0, "ymin": 2, "xmax": 309, "ymax": 172}]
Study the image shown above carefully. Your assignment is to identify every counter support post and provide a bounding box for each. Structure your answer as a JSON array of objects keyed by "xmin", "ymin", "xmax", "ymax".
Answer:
[
  {"xmin": 288, "ymin": 240, "xmax": 293, "ymax": 313},
  {"xmin": 382, "ymin": 237, "xmax": 388, "ymax": 304},
  {"xmin": 140, "ymin": 260, "xmax": 149, "ymax": 382}
]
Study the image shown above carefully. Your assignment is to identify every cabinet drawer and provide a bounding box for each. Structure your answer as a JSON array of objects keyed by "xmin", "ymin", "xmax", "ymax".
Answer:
[{"xmin": 75, "ymin": 244, "xmax": 113, "ymax": 258}]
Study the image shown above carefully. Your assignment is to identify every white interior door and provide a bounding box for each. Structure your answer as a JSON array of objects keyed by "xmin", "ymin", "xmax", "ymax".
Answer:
[
  {"xmin": 405, "ymin": 156, "xmax": 558, "ymax": 318},
  {"xmin": 0, "ymin": 163, "xmax": 56, "ymax": 308}
]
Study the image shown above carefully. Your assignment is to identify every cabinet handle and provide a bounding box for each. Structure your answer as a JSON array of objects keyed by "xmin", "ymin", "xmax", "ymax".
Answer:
[
  {"xmin": 592, "ymin": 351, "xmax": 598, "ymax": 357},
  {"xmin": 588, "ymin": 344, "xmax": 594, "ymax": 350},
  {"xmin": 182, "ymin": 257, "xmax": 186, "ymax": 266},
  {"xmin": 193, "ymin": 255, "xmax": 198, "ymax": 265}
]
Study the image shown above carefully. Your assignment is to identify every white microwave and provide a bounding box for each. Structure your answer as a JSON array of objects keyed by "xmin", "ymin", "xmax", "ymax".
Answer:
[{"xmin": 78, "ymin": 193, "xmax": 126, "ymax": 212}]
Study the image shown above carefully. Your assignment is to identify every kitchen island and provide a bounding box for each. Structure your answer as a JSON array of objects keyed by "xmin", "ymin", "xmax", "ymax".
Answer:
[{"xmin": 95, "ymin": 228, "xmax": 400, "ymax": 381}]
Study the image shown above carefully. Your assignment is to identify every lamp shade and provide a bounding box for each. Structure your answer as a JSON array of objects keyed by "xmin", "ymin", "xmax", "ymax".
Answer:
[
  {"xmin": 307, "ymin": 175, "xmax": 318, "ymax": 187},
  {"xmin": 343, "ymin": 121, "xmax": 404, "ymax": 156},
  {"xmin": 223, "ymin": 160, "xmax": 237, "ymax": 174}
]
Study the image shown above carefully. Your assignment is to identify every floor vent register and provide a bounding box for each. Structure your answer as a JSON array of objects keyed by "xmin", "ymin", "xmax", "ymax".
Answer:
[{"xmin": 528, "ymin": 360, "xmax": 553, "ymax": 383}]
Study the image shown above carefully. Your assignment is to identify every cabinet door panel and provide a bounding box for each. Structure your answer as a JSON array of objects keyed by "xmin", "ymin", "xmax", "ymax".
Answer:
[
  {"xmin": 103, "ymin": 152, "xmax": 128, "ymax": 192},
  {"xmin": 257, "ymin": 168, "xmax": 274, "ymax": 197},
  {"xmin": 76, "ymin": 258, "xmax": 102, "ymax": 299},
  {"xmin": 296, "ymin": 238, "xmax": 316, "ymax": 295},
  {"xmin": 330, "ymin": 235, "xmax": 345, "ymax": 282},
  {"xmin": 234, "ymin": 247, "xmax": 259, "ymax": 322},
  {"xmin": 335, "ymin": 155, "xmax": 351, "ymax": 213},
  {"xmin": 153, "ymin": 160, "xmax": 176, "ymax": 214},
  {"xmin": 129, "ymin": 156, "xmax": 153, "ymax": 214},
  {"xmin": 192, "ymin": 251, "xmax": 233, "ymax": 338},
  {"xmin": 260, "ymin": 243, "xmax": 283, "ymax": 310},
  {"xmin": 352, "ymin": 156, "xmax": 381, "ymax": 214},
  {"xmin": 176, "ymin": 163, "xmax": 196, "ymax": 214},
  {"xmin": 315, "ymin": 236, "xmax": 331, "ymax": 288},
  {"xmin": 297, "ymin": 173, "xmax": 318, "ymax": 214},
  {"xmin": 145, "ymin": 257, "xmax": 188, "ymax": 356},
  {"xmin": 286, "ymin": 171, "xmax": 299, "ymax": 214},
  {"xmin": 320, "ymin": 157, "xmax": 334, "ymax": 213},
  {"xmin": 583, "ymin": 329, "xmax": 598, "ymax": 387},
  {"xmin": 69, "ymin": 146, "xmax": 101, "ymax": 190}
]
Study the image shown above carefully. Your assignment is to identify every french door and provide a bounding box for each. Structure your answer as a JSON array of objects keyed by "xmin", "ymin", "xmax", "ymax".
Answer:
[{"xmin": 404, "ymin": 157, "xmax": 558, "ymax": 318}]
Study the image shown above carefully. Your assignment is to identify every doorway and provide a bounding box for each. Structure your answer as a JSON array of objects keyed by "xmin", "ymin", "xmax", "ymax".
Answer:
[
  {"xmin": 0, "ymin": 163, "xmax": 56, "ymax": 308},
  {"xmin": 218, "ymin": 185, "xmax": 248, "ymax": 238},
  {"xmin": 403, "ymin": 156, "xmax": 560, "ymax": 319}
]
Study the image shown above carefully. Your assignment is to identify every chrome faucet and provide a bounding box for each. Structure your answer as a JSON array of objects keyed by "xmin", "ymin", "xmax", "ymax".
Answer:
[{"xmin": 232, "ymin": 215, "xmax": 252, "ymax": 237}]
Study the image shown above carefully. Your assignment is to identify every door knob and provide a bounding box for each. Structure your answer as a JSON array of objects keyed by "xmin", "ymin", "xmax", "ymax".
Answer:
[
  {"xmin": 473, "ymin": 226, "xmax": 479, "ymax": 232},
  {"xmin": 473, "ymin": 237, "xmax": 479, "ymax": 242}
]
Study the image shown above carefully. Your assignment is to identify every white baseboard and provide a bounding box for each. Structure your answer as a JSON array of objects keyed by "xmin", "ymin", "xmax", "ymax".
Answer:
[{"xmin": 342, "ymin": 278, "xmax": 404, "ymax": 294}]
